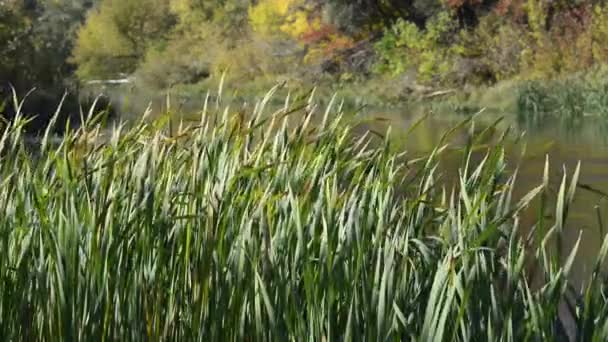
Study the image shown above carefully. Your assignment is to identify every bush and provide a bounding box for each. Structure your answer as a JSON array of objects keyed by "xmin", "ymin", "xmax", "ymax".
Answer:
[
  {"xmin": 136, "ymin": 24, "xmax": 218, "ymax": 89},
  {"xmin": 463, "ymin": 14, "xmax": 526, "ymax": 82},
  {"xmin": 374, "ymin": 11, "xmax": 460, "ymax": 83}
]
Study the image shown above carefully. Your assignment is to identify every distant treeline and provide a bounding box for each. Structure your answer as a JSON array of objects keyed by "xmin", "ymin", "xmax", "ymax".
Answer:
[{"xmin": 2, "ymin": 0, "xmax": 608, "ymax": 123}]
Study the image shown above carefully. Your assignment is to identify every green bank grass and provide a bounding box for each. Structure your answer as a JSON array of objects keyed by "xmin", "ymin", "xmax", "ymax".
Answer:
[
  {"xmin": 0, "ymin": 87, "xmax": 607, "ymax": 340},
  {"xmin": 517, "ymin": 71, "xmax": 608, "ymax": 128}
]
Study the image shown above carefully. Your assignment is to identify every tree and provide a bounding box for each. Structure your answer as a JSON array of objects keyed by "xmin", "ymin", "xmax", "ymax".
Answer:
[
  {"xmin": 0, "ymin": 2, "xmax": 35, "ymax": 91},
  {"xmin": 1, "ymin": 0, "xmax": 95, "ymax": 90},
  {"xmin": 72, "ymin": 0, "xmax": 175, "ymax": 80},
  {"xmin": 0, "ymin": 0, "xmax": 97, "ymax": 129}
]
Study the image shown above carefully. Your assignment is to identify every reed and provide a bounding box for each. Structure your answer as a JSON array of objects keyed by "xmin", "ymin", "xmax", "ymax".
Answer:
[{"xmin": 0, "ymin": 87, "xmax": 606, "ymax": 340}]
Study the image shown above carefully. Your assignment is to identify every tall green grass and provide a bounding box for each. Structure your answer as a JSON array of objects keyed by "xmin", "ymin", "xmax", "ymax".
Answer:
[
  {"xmin": 0, "ymin": 87, "xmax": 607, "ymax": 340},
  {"xmin": 517, "ymin": 71, "xmax": 608, "ymax": 129}
]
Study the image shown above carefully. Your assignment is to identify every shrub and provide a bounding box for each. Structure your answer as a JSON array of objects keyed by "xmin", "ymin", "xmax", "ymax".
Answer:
[
  {"xmin": 135, "ymin": 24, "xmax": 219, "ymax": 89},
  {"xmin": 374, "ymin": 11, "xmax": 460, "ymax": 83},
  {"xmin": 590, "ymin": 4, "xmax": 608, "ymax": 64},
  {"xmin": 464, "ymin": 14, "xmax": 526, "ymax": 82}
]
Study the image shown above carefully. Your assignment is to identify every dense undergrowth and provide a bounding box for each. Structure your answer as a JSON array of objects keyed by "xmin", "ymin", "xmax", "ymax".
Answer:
[{"xmin": 0, "ymin": 87, "xmax": 607, "ymax": 340}]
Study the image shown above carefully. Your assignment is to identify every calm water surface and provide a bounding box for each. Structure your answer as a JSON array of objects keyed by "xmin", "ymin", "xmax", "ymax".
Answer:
[{"xmin": 363, "ymin": 107, "xmax": 608, "ymax": 288}]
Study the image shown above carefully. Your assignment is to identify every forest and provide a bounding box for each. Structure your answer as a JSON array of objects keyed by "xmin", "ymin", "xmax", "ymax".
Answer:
[{"xmin": 3, "ymin": 0, "xmax": 608, "ymax": 121}]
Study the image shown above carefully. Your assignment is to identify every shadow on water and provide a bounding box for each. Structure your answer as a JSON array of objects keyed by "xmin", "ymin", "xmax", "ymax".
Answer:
[{"xmin": 1, "ymin": 87, "xmax": 118, "ymax": 135}]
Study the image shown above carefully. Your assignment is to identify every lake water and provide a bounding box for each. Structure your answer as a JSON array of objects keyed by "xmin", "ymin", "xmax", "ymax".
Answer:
[{"xmin": 360, "ymin": 106, "xmax": 608, "ymax": 288}]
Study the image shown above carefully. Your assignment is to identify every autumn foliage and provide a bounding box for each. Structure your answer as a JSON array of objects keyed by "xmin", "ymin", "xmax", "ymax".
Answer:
[{"xmin": 6, "ymin": 0, "xmax": 608, "ymax": 99}]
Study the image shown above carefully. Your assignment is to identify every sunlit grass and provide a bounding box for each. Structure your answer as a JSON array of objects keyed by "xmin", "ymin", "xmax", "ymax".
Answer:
[{"xmin": 0, "ymin": 86, "xmax": 606, "ymax": 340}]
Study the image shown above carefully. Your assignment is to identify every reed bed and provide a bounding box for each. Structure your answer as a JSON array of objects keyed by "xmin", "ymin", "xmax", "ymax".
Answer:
[
  {"xmin": 0, "ymin": 87, "xmax": 607, "ymax": 341},
  {"xmin": 517, "ymin": 75, "xmax": 608, "ymax": 128}
]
